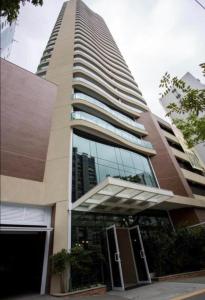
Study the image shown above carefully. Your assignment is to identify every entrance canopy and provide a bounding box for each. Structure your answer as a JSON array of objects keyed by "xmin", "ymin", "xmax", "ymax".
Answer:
[{"xmin": 72, "ymin": 177, "xmax": 174, "ymax": 215}]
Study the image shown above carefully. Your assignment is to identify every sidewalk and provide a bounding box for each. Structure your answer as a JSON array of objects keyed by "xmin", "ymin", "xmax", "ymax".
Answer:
[
  {"xmin": 3, "ymin": 278, "xmax": 205, "ymax": 300},
  {"xmin": 108, "ymin": 280, "xmax": 205, "ymax": 300}
]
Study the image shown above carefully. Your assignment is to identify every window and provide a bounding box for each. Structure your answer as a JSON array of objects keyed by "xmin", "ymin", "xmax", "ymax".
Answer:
[{"xmin": 72, "ymin": 132, "xmax": 157, "ymax": 202}]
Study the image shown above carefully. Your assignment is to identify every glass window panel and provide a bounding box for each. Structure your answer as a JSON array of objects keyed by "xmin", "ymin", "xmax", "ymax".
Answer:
[
  {"xmin": 73, "ymin": 134, "xmax": 90, "ymax": 155},
  {"xmin": 97, "ymin": 158, "xmax": 119, "ymax": 169},
  {"xmin": 131, "ymin": 152, "xmax": 145, "ymax": 171},
  {"xmin": 114, "ymin": 148, "xmax": 123, "ymax": 165},
  {"xmin": 72, "ymin": 133, "xmax": 157, "ymax": 202},
  {"xmin": 120, "ymin": 149, "xmax": 133, "ymax": 167},
  {"xmin": 96, "ymin": 143, "xmax": 117, "ymax": 163},
  {"xmin": 90, "ymin": 140, "xmax": 97, "ymax": 157}
]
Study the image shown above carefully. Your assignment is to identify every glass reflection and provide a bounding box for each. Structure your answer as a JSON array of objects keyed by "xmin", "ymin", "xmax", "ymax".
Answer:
[
  {"xmin": 72, "ymin": 133, "xmax": 157, "ymax": 202},
  {"xmin": 73, "ymin": 92, "xmax": 145, "ymax": 130},
  {"xmin": 71, "ymin": 111, "xmax": 153, "ymax": 149}
]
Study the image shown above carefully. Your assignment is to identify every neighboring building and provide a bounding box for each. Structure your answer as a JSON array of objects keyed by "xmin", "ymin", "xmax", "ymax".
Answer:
[
  {"xmin": 155, "ymin": 115, "xmax": 205, "ymax": 200},
  {"xmin": 0, "ymin": 16, "xmax": 16, "ymax": 59},
  {"xmin": 160, "ymin": 72, "xmax": 205, "ymax": 165},
  {"xmin": 1, "ymin": 0, "xmax": 205, "ymax": 297}
]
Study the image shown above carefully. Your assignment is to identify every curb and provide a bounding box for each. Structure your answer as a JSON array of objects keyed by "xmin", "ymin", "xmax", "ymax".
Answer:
[{"xmin": 171, "ymin": 288, "xmax": 205, "ymax": 300}]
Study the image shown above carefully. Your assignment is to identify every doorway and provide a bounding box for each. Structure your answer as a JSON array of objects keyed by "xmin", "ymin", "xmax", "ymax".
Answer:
[
  {"xmin": 0, "ymin": 231, "xmax": 46, "ymax": 298},
  {"xmin": 106, "ymin": 225, "xmax": 151, "ymax": 290}
]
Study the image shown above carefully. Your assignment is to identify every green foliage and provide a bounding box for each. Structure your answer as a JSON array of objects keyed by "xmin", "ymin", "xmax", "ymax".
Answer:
[
  {"xmin": 50, "ymin": 248, "xmax": 70, "ymax": 275},
  {"xmin": 159, "ymin": 65, "xmax": 205, "ymax": 148},
  {"xmin": 143, "ymin": 227, "xmax": 205, "ymax": 276},
  {"xmin": 69, "ymin": 245, "xmax": 93, "ymax": 277},
  {"xmin": 0, "ymin": 0, "xmax": 43, "ymax": 24},
  {"xmin": 50, "ymin": 245, "xmax": 105, "ymax": 291},
  {"xmin": 174, "ymin": 114, "xmax": 205, "ymax": 148},
  {"xmin": 70, "ymin": 244, "xmax": 104, "ymax": 289}
]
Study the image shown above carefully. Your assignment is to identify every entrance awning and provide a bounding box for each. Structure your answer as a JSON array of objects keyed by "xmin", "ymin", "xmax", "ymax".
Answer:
[{"xmin": 72, "ymin": 177, "xmax": 174, "ymax": 215}]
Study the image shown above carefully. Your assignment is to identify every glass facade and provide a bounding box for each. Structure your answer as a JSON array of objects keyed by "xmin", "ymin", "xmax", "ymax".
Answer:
[
  {"xmin": 72, "ymin": 132, "xmax": 157, "ymax": 202},
  {"xmin": 73, "ymin": 91, "xmax": 145, "ymax": 130},
  {"xmin": 72, "ymin": 111, "xmax": 153, "ymax": 150},
  {"xmin": 71, "ymin": 210, "xmax": 172, "ymax": 288}
]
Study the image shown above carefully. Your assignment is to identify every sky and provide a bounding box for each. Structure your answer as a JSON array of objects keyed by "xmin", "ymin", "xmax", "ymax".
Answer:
[{"xmin": 9, "ymin": 0, "xmax": 205, "ymax": 119}]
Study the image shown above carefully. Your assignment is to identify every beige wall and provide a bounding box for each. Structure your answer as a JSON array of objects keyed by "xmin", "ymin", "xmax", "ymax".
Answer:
[
  {"xmin": 43, "ymin": 0, "xmax": 76, "ymax": 259},
  {"xmin": 1, "ymin": 0, "xmax": 76, "ymax": 252},
  {"xmin": 0, "ymin": 175, "xmax": 45, "ymax": 205},
  {"xmin": 1, "ymin": 0, "xmax": 76, "ymax": 293}
]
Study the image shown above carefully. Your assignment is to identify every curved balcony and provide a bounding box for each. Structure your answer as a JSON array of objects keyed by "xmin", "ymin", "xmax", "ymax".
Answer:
[
  {"xmin": 74, "ymin": 35, "xmax": 130, "ymax": 73},
  {"xmin": 73, "ymin": 67, "xmax": 147, "ymax": 109},
  {"xmin": 74, "ymin": 52, "xmax": 140, "ymax": 94},
  {"xmin": 37, "ymin": 61, "xmax": 49, "ymax": 72},
  {"xmin": 43, "ymin": 48, "xmax": 53, "ymax": 56},
  {"xmin": 74, "ymin": 39, "xmax": 135, "ymax": 81},
  {"xmin": 73, "ymin": 92, "xmax": 147, "ymax": 135},
  {"xmin": 75, "ymin": 26, "xmax": 123, "ymax": 61},
  {"xmin": 74, "ymin": 58, "xmax": 143, "ymax": 99},
  {"xmin": 75, "ymin": 20, "xmax": 117, "ymax": 50},
  {"xmin": 74, "ymin": 45, "xmax": 138, "ymax": 89},
  {"xmin": 76, "ymin": 17, "xmax": 116, "ymax": 42},
  {"xmin": 46, "ymin": 42, "xmax": 55, "ymax": 48},
  {"xmin": 76, "ymin": 13, "xmax": 112, "ymax": 36},
  {"xmin": 72, "ymin": 76, "xmax": 146, "ymax": 114},
  {"xmin": 75, "ymin": 21, "xmax": 118, "ymax": 46},
  {"xmin": 75, "ymin": 33, "xmax": 128, "ymax": 71},
  {"xmin": 72, "ymin": 111, "xmax": 154, "ymax": 150}
]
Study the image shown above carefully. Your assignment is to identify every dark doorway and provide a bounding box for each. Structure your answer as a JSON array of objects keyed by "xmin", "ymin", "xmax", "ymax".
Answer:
[{"xmin": 0, "ymin": 231, "xmax": 46, "ymax": 297}]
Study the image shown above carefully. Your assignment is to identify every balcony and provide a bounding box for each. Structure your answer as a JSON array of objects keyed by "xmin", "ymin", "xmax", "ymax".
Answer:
[
  {"xmin": 73, "ymin": 66, "xmax": 146, "ymax": 107},
  {"xmin": 71, "ymin": 111, "xmax": 154, "ymax": 152},
  {"xmin": 73, "ymin": 92, "xmax": 146, "ymax": 133},
  {"xmin": 162, "ymin": 129, "xmax": 179, "ymax": 144},
  {"xmin": 181, "ymin": 168, "xmax": 205, "ymax": 185},
  {"xmin": 171, "ymin": 147, "xmax": 189, "ymax": 162},
  {"xmin": 73, "ymin": 77, "xmax": 144, "ymax": 114}
]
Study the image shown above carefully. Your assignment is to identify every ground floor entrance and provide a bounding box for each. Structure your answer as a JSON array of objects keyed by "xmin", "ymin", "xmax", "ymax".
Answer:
[
  {"xmin": 106, "ymin": 225, "xmax": 151, "ymax": 290},
  {"xmin": 0, "ymin": 231, "xmax": 46, "ymax": 297},
  {"xmin": 71, "ymin": 211, "xmax": 168, "ymax": 290},
  {"xmin": 0, "ymin": 203, "xmax": 52, "ymax": 298}
]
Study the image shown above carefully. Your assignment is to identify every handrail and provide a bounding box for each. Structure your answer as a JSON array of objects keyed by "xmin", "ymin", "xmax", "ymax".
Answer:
[{"xmin": 71, "ymin": 111, "xmax": 153, "ymax": 149}]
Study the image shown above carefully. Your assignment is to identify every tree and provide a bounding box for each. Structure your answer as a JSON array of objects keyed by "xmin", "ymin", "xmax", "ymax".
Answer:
[
  {"xmin": 0, "ymin": 0, "xmax": 43, "ymax": 24},
  {"xmin": 50, "ymin": 245, "xmax": 105, "ymax": 292},
  {"xmin": 159, "ymin": 65, "xmax": 205, "ymax": 148},
  {"xmin": 50, "ymin": 249, "xmax": 70, "ymax": 293}
]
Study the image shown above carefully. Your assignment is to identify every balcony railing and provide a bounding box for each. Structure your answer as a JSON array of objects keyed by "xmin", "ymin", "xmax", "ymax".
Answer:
[
  {"xmin": 73, "ymin": 65, "xmax": 145, "ymax": 104},
  {"xmin": 73, "ymin": 76, "xmax": 143, "ymax": 114},
  {"xmin": 73, "ymin": 92, "xmax": 145, "ymax": 131},
  {"xmin": 71, "ymin": 111, "xmax": 153, "ymax": 149}
]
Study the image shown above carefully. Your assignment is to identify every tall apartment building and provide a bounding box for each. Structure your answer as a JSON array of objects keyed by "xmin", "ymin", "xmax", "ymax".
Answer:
[
  {"xmin": 160, "ymin": 72, "xmax": 205, "ymax": 165},
  {"xmin": 0, "ymin": 17, "xmax": 16, "ymax": 59},
  {"xmin": 1, "ymin": 0, "xmax": 205, "ymax": 296}
]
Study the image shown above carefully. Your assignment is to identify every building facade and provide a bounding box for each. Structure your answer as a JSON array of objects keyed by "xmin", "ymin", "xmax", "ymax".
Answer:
[
  {"xmin": 1, "ymin": 0, "xmax": 205, "ymax": 296},
  {"xmin": 160, "ymin": 72, "xmax": 205, "ymax": 165},
  {"xmin": 0, "ymin": 16, "xmax": 16, "ymax": 59}
]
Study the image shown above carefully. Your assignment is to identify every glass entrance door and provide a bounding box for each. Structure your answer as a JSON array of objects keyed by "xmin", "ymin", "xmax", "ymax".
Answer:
[
  {"xmin": 106, "ymin": 225, "xmax": 124, "ymax": 290},
  {"xmin": 129, "ymin": 225, "xmax": 151, "ymax": 283}
]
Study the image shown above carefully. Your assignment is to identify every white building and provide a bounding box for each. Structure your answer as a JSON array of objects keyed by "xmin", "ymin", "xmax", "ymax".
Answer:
[
  {"xmin": 0, "ymin": 16, "xmax": 16, "ymax": 59},
  {"xmin": 160, "ymin": 72, "xmax": 205, "ymax": 165}
]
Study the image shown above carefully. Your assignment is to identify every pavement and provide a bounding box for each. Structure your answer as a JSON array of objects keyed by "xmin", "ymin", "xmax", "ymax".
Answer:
[
  {"xmin": 109, "ymin": 279, "xmax": 205, "ymax": 300},
  {"xmin": 2, "ymin": 277, "xmax": 205, "ymax": 300}
]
